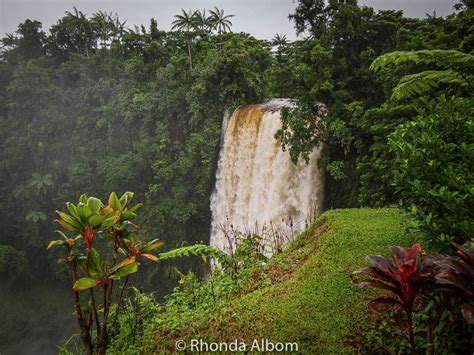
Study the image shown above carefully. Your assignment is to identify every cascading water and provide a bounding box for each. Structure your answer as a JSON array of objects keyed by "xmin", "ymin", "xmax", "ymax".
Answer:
[{"xmin": 210, "ymin": 99, "xmax": 325, "ymax": 255}]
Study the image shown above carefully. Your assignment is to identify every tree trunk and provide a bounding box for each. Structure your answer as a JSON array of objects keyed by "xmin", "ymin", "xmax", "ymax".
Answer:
[
  {"xmin": 187, "ymin": 41, "xmax": 193, "ymax": 69},
  {"xmin": 70, "ymin": 262, "xmax": 93, "ymax": 354}
]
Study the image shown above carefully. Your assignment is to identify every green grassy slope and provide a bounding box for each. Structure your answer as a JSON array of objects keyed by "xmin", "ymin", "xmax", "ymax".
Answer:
[{"xmin": 156, "ymin": 208, "xmax": 419, "ymax": 353}]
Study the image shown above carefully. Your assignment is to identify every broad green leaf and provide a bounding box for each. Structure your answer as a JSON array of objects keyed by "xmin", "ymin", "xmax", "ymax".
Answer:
[
  {"xmin": 121, "ymin": 211, "xmax": 137, "ymax": 221},
  {"xmin": 89, "ymin": 248, "xmax": 105, "ymax": 275},
  {"xmin": 100, "ymin": 205, "xmax": 115, "ymax": 218},
  {"xmin": 77, "ymin": 203, "xmax": 93, "ymax": 219},
  {"xmin": 56, "ymin": 211, "xmax": 83, "ymax": 229},
  {"xmin": 77, "ymin": 255, "xmax": 100, "ymax": 277},
  {"xmin": 88, "ymin": 213, "xmax": 102, "ymax": 228},
  {"xmin": 108, "ymin": 192, "xmax": 123, "ymax": 212},
  {"xmin": 100, "ymin": 215, "xmax": 119, "ymax": 229},
  {"xmin": 110, "ymin": 262, "xmax": 139, "ymax": 280},
  {"xmin": 140, "ymin": 240, "xmax": 164, "ymax": 253},
  {"xmin": 79, "ymin": 194, "xmax": 89, "ymax": 204},
  {"xmin": 119, "ymin": 192, "xmax": 134, "ymax": 207},
  {"xmin": 66, "ymin": 202, "xmax": 81, "ymax": 220},
  {"xmin": 87, "ymin": 197, "xmax": 103, "ymax": 214},
  {"xmin": 73, "ymin": 277, "xmax": 99, "ymax": 291},
  {"xmin": 77, "ymin": 256, "xmax": 88, "ymax": 274},
  {"xmin": 56, "ymin": 219, "xmax": 80, "ymax": 232}
]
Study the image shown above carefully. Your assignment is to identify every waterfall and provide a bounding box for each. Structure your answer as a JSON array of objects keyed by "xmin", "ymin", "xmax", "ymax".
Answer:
[{"xmin": 210, "ymin": 99, "xmax": 325, "ymax": 255}]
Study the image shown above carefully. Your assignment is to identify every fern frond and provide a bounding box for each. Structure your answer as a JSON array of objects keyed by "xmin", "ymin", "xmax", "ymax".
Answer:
[
  {"xmin": 391, "ymin": 70, "xmax": 470, "ymax": 100},
  {"xmin": 370, "ymin": 50, "xmax": 474, "ymax": 73},
  {"xmin": 158, "ymin": 244, "xmax": 230, "ymax": 265}
]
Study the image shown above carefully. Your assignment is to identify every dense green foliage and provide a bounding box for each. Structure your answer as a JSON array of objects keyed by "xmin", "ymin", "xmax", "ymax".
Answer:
[
  {"xmin": 390, "ymin": 96, "xmax": 474, "ymax": 248},
  {"xmin": 274, "ymin": 0, "xmax": 473, "ymax": 209}
]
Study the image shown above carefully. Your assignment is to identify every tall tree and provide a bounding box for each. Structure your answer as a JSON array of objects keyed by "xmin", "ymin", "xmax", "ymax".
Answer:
[
  {"xmin": 171, "ymin": 9, "xmax": 196, "ymax": 68},
  {"xmin": 208, "ymin": 7, "xmax": 234, "ymax": 34}
]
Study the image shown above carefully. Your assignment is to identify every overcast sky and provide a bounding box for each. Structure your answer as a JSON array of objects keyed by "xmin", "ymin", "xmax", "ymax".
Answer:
[{"xmin": 0, "ymin": 0, "xmax": 458, "ymax": 40}]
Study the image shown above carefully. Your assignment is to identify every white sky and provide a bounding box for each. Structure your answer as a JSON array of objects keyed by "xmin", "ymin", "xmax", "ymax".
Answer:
[{"xmin": 0, "ymin": 0, "xmax": 459, "ymax": 40}]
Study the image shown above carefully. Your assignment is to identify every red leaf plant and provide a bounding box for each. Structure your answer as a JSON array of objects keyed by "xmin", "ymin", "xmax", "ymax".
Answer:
[
  {"xmin": 352, "ymin": 243, "xmax": 438, "ymax": 350},
  {"xmin": 434, "ymin": 241, "xmax": 474, "ymax": 324}
]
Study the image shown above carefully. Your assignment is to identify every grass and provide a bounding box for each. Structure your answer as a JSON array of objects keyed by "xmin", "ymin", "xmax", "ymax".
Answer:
[{"xmin": 154, "ymin": 208, "xmax": 420, "ymax": 353}]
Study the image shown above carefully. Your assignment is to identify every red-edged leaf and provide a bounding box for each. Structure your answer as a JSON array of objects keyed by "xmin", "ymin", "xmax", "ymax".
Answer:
[
  {"xmin": 368, "ymin": 296, "xmax": 402, "ymax": 314},
  {"xmin": 111, "ymin": 256, "xmax": 136, "ymax": 272},
  {"xmin": 390, "ymin": 245, "xmax": 408, "ymax": 266},
  {"xmin": 436, "ymin": 270, "xmax": 474, "ymax": 296},
  {"xmin": 73, "ymin": 277, "xmax": 100, "ymax": 291},
  {"xmin": 407, "ymin": 243, "xmax": 421, "ymax": 261},
  {"xmin": 140, "ymin": 240, "xmax": 164, "ymax": 253},
  {"xmin": 365, "ymin": 255, "xmax": 393, "ymax": 272},
  {"xmin": 141, "ymin": 253, "xmax": 159, "ymax": 262},
  {"xmin": 110, "ymin": 262, "xmax": 139, "ymax": 280},
  {"xmin": 356, "ymin": 279, "xmax": 398, "ymax": 293},
  {"xmin": 352, "ymin": 266, "xmax": 394, "ymax": 284}
]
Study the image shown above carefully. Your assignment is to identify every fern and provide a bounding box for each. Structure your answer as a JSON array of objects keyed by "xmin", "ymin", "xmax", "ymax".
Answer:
[
  {"xmin": 392, "ymin": 70, "xmax": 469, "ymax": 100},
  {"xmin": 370, "ymin": 50, "xmax": 474, "ymax": 73},
  {"xmin": 370, "ymin": 50, "xmax": 474, "ymax": 100},
  {"xmin": 158, "ymin": 244, "xmax": 230, "ymax": 265}
]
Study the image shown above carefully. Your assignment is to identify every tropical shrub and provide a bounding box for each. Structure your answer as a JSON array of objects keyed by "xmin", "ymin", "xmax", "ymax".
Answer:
[
  {"xmin": 352, "ymin": 243, "xmax": 437, "ymax": 349},
  {"xmin": 389, "ymin": 96, "xmax": 474, "ymax": 249},
  {"xmin": 354, "ymin": 242, "xmax": 474, "ymax": 352},
  {"xmin": 435, "ymin": 240, "xmax": 474, "ymax": 324},
  {"xmin": 48, "ymin": 192, "xmax": 164, "ymax": 354}
]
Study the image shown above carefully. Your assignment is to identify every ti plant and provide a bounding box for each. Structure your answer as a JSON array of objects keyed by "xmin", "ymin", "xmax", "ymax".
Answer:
[
  {"xmin": 434, "ymin": 241, "xmax": 474, "ymax": 324},
  {"xmin": 48, "ymin": 192, "xmax": 163, "ymax": 355},
  {"xmin": 351, "ymin": 244, "xmax": 437, "ymax": 351}
]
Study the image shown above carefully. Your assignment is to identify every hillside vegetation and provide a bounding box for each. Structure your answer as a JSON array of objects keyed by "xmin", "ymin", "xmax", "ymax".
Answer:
[{"xmin": 143, "ymin": 208, "xmax": 418, "ymax": 353}]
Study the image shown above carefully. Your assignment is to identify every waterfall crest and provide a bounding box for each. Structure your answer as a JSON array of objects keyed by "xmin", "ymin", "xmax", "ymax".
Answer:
[{"xmin": 210, "ymin": 99, "xmax": 324, "ymax": 254}]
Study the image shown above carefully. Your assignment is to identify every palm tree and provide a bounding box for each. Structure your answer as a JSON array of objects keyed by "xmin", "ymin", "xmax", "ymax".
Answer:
[
  {"xmin": 272, "ymin": 34, "xmax": 288, "ymax": 47},
  {"xmin": 171, "ymin": 8, "xmax": 196, "ymax": 32},
  {"xmin": 91, "ymin": 11, "xmax": 122, "ymax": 50},
  {"xmin": 64, "ymin": 7, "xmax": 93, "ymax": 56},
  {"xmin": 208, "ymin": 7, "xmax": 234, "ymax": 34},
  {"xmin": 109, "ymin": 13, "xmax": 127, "ymax": 43},
  {"xmin": 171, "ymin": 9, "xmax": 196, "ymax": 68},
  {"xmin": 272, "ymin": 34, "xmax": 290, "ymax": 62},
  {"xmin": 193, "ymin": 9, "xmax": 212, "ymax": 34}
]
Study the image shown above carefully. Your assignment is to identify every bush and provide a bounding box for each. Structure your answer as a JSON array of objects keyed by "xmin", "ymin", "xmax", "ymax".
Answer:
[
  {"xmin": 389, "ymin": 96, "xmax": 474, "ymax": 250},
  {"xmin": 354, "ymin": 242, "xmax": 474, "ymax": 353}
]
